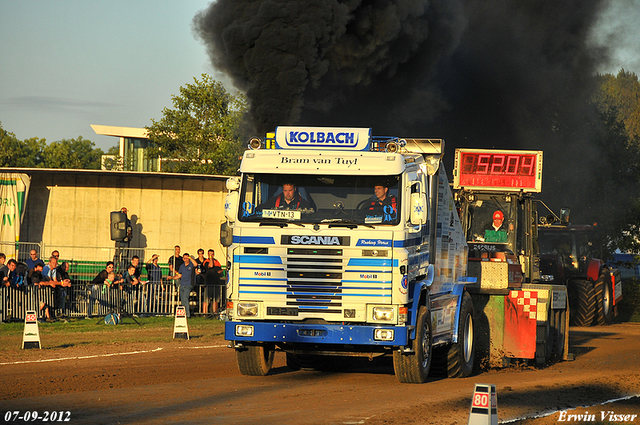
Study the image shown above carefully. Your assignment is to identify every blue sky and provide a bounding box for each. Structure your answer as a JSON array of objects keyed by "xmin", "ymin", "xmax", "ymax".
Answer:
[
  {"xmin": 0, "ymin": 0, "xmax": 638, "ymax": 151},
  {"xmin": 0, "ymin": 0, "xmax": 221, "ymax": 150}
]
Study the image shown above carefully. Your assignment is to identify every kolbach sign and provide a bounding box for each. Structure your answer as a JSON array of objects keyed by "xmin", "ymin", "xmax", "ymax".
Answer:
[
  {"xmin": 0, "ymin": 173, "xmax": 31, "ymax": 259},
  {"xmin": 275, "ymin": 126, "xmax": 371, "ymax": 151}
]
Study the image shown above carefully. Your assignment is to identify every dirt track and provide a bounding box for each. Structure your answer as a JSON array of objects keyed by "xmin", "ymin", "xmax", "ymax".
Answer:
[{"xmin": 1, "ymin": 323, "xmax": 639, "ymax": 424}]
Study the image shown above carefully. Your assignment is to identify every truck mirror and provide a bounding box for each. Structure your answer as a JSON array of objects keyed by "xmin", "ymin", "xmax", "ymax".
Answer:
[
  {"xmin": 410, "ymin": 192, "xmax": 427, "ymax": 225},
  {"xmin": 220, "ymin": 222, "xmax": 233, "ymax": 247},
  {"xmin": 224, "ymin": 191, "xmax": 239, "ymax": 223},
  {"xmin": 226, "ymin": 177, "xmax": 241, "ymax": 191}
]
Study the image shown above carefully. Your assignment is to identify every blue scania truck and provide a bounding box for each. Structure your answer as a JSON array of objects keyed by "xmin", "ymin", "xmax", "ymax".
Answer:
[{"xmin": 220, "ymin": 127, "xmax": 566, "ymax": 383}]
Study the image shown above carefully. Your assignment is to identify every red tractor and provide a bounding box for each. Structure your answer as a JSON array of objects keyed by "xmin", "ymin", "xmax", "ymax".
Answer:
[{"xmin": 537, "ymin": 208, "xmax": 621, "ymax": 326}]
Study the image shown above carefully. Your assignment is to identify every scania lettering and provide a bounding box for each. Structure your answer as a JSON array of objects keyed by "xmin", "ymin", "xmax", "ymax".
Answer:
[
  {"xmin": 289, "ymin": 236, "xmax": 342, "ymax": 245},
  {"xmin": 222, "ymin": 127, "xmax": 568, "ymax": 383}
]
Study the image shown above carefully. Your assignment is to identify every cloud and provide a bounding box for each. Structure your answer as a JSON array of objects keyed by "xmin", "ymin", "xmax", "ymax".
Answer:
[{"xmin": 3, "ymin": 96, "xmax": 118, "ymax": 110}]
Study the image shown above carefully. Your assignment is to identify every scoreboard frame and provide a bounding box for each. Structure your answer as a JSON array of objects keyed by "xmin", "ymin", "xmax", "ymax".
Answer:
[{"xmin": 453, "ymin": 148, "xmax": 543, "ymax": 192}]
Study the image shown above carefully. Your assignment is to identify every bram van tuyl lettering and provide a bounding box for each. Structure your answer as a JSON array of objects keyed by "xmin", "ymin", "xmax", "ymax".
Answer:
[
  {"xmin": 557, "ymin": 410, "xmax": 638, "ymax": 422},
  {"xmin": 279, "ymin": 157, "xmax": 358, "ymax": 167}
]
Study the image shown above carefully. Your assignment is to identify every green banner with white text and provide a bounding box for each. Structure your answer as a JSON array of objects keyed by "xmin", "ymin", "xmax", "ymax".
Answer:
[{"xmin": 0, "ymin": 173, "xmax": 31, "ymax": 260}]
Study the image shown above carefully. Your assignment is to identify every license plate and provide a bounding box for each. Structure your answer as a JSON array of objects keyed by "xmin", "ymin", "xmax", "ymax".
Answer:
[
  {"xmin": 262, "ymin": 209, "xmax": 301, "ymax": 220},
  {"xmin": 267, "ymin": 307, "xmax": 299, "ymax": 316}
]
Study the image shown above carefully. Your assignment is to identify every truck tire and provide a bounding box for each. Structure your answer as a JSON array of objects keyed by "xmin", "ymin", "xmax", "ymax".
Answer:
[
  {"xmin": 442, "ymin": 292, "xmax": 475, "ymax": 377},
  {"xmin": 568, "ymin": 279, "xmax": 595, "ymax": 327},
  {"xmin": 593, "ymin": 270, "xmax": 614, "ymax": 325},
  {"xmin": 393, "ymin": 305, "xmax": 432, "ymax": 383},
  {"xmin": 236, "ymin": 344, "xmax": 275, "ymax": 376}
]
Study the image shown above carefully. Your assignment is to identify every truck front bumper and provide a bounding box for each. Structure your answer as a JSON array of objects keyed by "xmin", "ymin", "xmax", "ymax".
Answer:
[{"xmin": 225, "ymin": 321, "xmax": 408, "ymax": 346}]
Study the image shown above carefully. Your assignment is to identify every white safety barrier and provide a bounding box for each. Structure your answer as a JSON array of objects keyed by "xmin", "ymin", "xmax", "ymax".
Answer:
[
  {"xmin": 22, "ymin": 310, "xmax": 41, "ymax": 349},
  {"xmin": 173, "ymin": 306, "xmax": 189, "ymax": 339},
  {"xmin": 468, "ymin": 384, "xmax": 498, "ymax": 425}
]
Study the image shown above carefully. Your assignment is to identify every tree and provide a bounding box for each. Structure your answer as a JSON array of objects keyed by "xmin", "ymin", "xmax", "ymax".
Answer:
[
  {"xmin": 42, "ymin": 137, "xmax": 104, "ymax": 169},
  {"xmin": 0, "ymin": 123, "xmax": 46, "ymax": 168},
  {"xmin": 589, "ymin": 71, "xmax": 640, "ymax": 254},
  {"xmin": 594, "ymin": 69, "xmax": 640, "ymax": 142},
  {"xmin": 1, "ymin": 122, "xmax": 110, "ymax": 170},
  {"xmin": 146, "ymin": 74, "xmax": 248, "ymax": 175}
]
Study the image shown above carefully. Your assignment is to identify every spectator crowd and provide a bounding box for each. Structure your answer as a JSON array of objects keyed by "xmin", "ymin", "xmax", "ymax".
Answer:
[{"xmin": 0, "ymin": 246, "xmax": 225, "ymax": 322}]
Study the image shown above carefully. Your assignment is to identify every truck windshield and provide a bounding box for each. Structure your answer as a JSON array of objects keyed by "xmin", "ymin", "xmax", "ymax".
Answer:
[{"xmin": 238, "ymin": 173, "xmax": 401, "ymax": 225}]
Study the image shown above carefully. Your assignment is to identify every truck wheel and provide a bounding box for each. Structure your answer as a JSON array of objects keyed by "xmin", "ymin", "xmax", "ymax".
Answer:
[
  {"xmin": 568, "ymin": 279, "xmax": 595, "ymax": 327},
  {"xmin": 446, "ymin": 292, "xmax": 475, "ymax": 377},
  {"xmin": 236, "ymin": 344, "xmax": 275, "ymax": 376},
  {"xmin": 393, "ymin": 305, "xmax": 432, "ymax": 383},
  {"xmin": 593, "ymin": 270, "xmax": 614, "ymax": 325}
]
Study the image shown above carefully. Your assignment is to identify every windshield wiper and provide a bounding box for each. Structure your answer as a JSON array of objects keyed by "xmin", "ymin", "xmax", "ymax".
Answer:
[
  {"xmin": 259, "ymin": 221, "xmax": 305, "ymax": 228},
  {"xmin": 259, "ymin": 222, "xmax": 288, "ymax": 228},
  {"xmin": 320, "ymin": 219, "xmax": 374, "ymax": 229}
]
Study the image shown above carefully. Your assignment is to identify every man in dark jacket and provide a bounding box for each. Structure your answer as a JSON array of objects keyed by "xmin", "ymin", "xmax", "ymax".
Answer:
[{"xmin": 169, "ymin": 253, "xmax": 197, "ymax": 318}]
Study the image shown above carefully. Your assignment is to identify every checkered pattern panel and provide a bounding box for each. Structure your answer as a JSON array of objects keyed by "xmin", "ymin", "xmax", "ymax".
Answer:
[{"xmin": 509, "ymin": 290, "xmax": 538, "ymax": 320}]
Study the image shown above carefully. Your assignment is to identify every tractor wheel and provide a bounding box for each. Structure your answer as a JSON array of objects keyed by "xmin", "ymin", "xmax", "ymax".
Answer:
[
  {"xmin": 593, "ymin": 270, "xmax": 614, "ymax": 325},
  {"xmin": 393, "ymin": 305, "xmax": 432, "ymax": 383},
  {"xmin": 236, "ymin": 344, "xmax": 275, "ymax": 376},
  {"xmin": 568, "ymin": 279, "xmax": 595, "ymax": 327}
]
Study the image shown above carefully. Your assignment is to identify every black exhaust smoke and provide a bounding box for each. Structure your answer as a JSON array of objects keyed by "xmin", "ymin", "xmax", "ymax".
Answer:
[
  {"xmin": 193, "ymin": 0, "xmax": 468, "ymax": 134},
  {"xmin": 194, "ymin": 0, "xmax": 623, "ymax": 221}
]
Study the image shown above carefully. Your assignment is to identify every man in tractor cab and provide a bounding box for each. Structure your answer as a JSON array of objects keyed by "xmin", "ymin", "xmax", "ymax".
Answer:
[{"xmin": 484, "ymin": 210, "xmax": 509, "ymax": 243}]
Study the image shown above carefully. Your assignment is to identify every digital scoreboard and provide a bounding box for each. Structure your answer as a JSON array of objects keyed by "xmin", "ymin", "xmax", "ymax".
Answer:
[{"xmin": 453, "ymin": 148, "xmax": 543, "ymax": 192}]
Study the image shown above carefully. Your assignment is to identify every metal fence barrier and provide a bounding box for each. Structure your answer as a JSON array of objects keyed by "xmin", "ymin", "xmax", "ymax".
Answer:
[
  {"xmin": 1, "ymin": 283, "xmax": 226, "ymax": 322},
  {"xmin": 1, "ymin": 241, "xmax": 227, "ymax": 322}
]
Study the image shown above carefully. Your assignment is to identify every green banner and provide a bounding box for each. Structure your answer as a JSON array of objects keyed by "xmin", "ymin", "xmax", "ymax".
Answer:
[{"xmin": 0, "ymin": 173, "xmax": 31, "ymax": 259}]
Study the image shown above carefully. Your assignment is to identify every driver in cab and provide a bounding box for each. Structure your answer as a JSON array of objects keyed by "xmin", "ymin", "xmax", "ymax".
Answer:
[
  {"xmin": 483, "ymin": 210, "xmax": 512, "ymax": 243},
  {"xmin": 260, "ymin": 183, "xmax": 311, "ymax": 210},
  {"xmin": 368, "ymin": 184, "xmax": 397, "ymax": 214}
]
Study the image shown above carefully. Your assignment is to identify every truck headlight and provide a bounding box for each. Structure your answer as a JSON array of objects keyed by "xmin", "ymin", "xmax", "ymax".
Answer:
[
  {"xmin": 237, "ymin": 302, "xmax": 258, "ymax": 317},
  {"xmin": 540, "ymin": 274, "xmax": 554, "ymax": 282},
  {"xmin": 235, "ymin": 325, "xmax": 254, "ymax": 337},
  {"xmin": 372, "ymin": 306, "xmax": 394, "ymax": 322},
  {"xmin": 374, "ymin": 329, "xmax": 395, "ymax": 341}
]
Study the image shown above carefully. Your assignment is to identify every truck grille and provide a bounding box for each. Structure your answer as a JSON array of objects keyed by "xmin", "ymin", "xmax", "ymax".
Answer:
[{"xmin": 285, "ymin": 247, "xmax": 344, "ymax": 313}]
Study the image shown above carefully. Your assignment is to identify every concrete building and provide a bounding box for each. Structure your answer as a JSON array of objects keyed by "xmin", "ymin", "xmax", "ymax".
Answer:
[
  {"xmin": 91, "ymin": 124, "xmax": 159, "ymax": 172},
  {"xmin": 1, "ymin": 124, "xmax": 233, "ymax": 264},
  {"xmin": 0, "ymin": 167, "xmax": 228, "ymax": 263}
]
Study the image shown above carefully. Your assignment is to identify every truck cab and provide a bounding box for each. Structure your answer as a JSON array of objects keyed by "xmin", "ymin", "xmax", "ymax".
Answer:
[{"xmin": 222, "ymin": 127, "xmax": 474, "ymax": 383}]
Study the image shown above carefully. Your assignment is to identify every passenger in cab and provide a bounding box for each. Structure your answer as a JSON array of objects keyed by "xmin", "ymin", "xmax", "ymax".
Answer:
[{"xmin": 260, "ymin": 183, "xmax": 311, "ymax": 211}]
